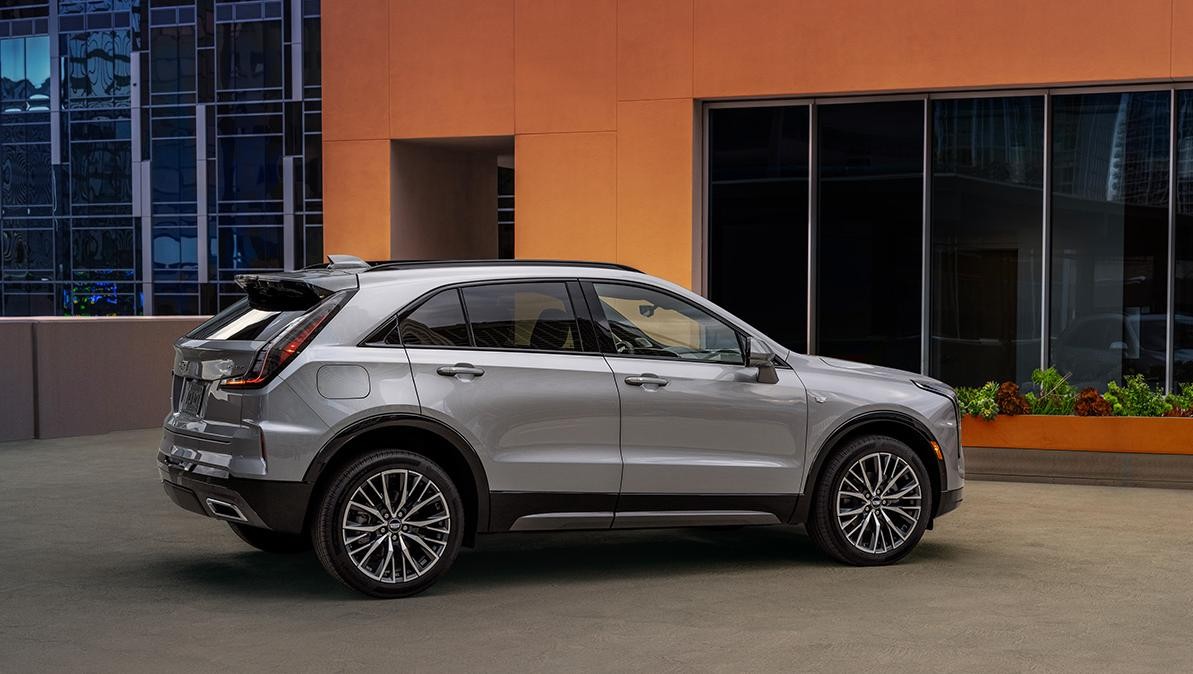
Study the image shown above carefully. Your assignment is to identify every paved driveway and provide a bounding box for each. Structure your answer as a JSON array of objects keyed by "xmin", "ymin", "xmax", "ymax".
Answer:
[{"xmin": 1, "ymin": 429, "xmax": 1191, "ymax": 671}]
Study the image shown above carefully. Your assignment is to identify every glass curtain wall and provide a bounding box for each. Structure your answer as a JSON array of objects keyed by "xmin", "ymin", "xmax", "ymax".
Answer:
[
  {"xmin": 1049, "ymin": 92, "xmax": 1170, "ymax": 388},
  {"xmin": 930, "ymin": 96, "xmax": 1044, "ymax": 387},
  {"xmin": 0, "ymin": 0, "xmax": 322, "ymax": 316},
  {"xmin": 708, "ymin": 88, "xmax": 1193, "ymax": 390},
  {"xmin": 816, "ymin": 101, "xmax": 923, "ymax": 372},
  {"xmin": 707, "ymin": 105, "xmax": 809, "ymax": 352}
]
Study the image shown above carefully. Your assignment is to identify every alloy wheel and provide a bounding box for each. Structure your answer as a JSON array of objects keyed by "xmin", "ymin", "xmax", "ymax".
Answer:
[
  {"xmin": 834, "ymin": 451, "xmax": 923, "ymax": 555},
  {"xmin": 340, "ymin": 469, "xmax": 452, "ymax": 583}
]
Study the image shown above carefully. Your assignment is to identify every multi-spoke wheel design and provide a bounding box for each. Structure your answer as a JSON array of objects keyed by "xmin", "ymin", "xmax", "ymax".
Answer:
[
  {"xmin": 834, "ymin": 452, "xmax": 922, "ymax": 555},
  {"xmin": 313, "ymin": 450, "xmax": 464, "ymax": 598},
  {"xmin": 341, "ymin": 469, "xmax": 451, "ymax": 583},
  {"xmin": 806, "ymin": 435, "xmax": 933, "ymax": 565}
]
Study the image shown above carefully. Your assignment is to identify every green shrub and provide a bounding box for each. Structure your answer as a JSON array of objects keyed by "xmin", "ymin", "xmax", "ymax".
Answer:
[
  {"xmin": 1165, "ymin": 382, "xmax": 1193, "ymax": 416},
  {"xmin": 1023, "ymin": 367, "xmax": 1076, "ymax": 415},
  {"xmin": 1103, "ymin": 375, "xmax": 1171, "ymax": 417},
  {"xmin": 956, "ymin": 381, "xmax": 998, "ymax": 420}
]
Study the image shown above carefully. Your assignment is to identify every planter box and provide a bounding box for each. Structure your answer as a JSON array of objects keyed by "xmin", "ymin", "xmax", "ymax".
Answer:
[{"xmin": 962, "ymin": 415, "xmax": 1193, "ymax": 455}]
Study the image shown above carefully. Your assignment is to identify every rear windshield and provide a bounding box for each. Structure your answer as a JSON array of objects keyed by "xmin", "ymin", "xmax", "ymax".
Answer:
[{"xmin": 186, "ymin": 299, "xmax": 304, "ymax": 341}]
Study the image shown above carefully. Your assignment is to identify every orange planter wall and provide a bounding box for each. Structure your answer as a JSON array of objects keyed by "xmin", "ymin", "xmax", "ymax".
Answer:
[
  {"xmin": 962, "ymin": 416, "xmax": 1193, "ymax": 456},
  {"xmin": 322, "ymin": 0, "xmax": 1191, "ymax": 290}
]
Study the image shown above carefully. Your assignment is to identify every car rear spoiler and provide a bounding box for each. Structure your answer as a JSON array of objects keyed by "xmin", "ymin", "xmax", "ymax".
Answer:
[{"xmin": 235, "ymin": 270, "xmax": 359, "ymax": 311}]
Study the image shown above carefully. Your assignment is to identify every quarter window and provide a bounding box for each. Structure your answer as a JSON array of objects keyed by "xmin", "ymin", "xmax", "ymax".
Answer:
[
  {"xmin": 591, "ymin": 283, "xmax": 743, "ymax": 364},
  {"xmin": 396, "ymin": 289, "xmax": 470, "ymax": 347},
  {"xmin": 461, "ymin": 282, "xmax": 580, "ymax": 352}
]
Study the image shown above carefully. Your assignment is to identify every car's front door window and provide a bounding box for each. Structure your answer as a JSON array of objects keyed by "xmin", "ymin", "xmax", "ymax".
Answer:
[{"xmin": 591, "ymin": 283, "xmax": 742, "ymax": 364}]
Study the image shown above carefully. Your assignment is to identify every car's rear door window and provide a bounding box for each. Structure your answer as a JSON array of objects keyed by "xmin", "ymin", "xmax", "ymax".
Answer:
[
  {"xmin": 396, "ymin": 289, "xmax": 471, "ymax": 347},
  {"xmin": 461, "ymin": 282, "xmax": 581, "ymax": 352}
]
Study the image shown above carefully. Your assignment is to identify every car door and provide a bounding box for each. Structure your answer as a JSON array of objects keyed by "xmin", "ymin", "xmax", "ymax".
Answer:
[
  {"xmin": 584, "ymin": 281, "xmax": 807, "ymax": 510},
  {"xmin": 402, "ymin": 281, "xmax": 622, "ymax": 511}
]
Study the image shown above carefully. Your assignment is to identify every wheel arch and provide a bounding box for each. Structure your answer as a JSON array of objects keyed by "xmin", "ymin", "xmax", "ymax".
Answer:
[
  {"xmin": 303, "ymin": 414, "xmax": 491, "ymax": 545},
  {"xmin": 792, "ymin": 411, "xmax": 945, "ymax": 526}
]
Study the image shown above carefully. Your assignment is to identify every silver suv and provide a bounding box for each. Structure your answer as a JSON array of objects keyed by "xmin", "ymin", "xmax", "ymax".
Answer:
[{"xmin": 159, "ymin": 257, "xmax": 964, "ymax": 597}]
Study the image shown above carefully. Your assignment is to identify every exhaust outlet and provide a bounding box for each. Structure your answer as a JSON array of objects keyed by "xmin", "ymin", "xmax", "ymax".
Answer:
[{"xmin": 204, "ymin": 498, "xmax": 248, "ymax": 522}]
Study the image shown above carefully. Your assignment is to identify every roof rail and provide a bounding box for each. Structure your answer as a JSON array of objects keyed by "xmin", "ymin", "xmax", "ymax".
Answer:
[{"xmin": 363, "ymin": 259, "xmax": 642, "ymax": 273}]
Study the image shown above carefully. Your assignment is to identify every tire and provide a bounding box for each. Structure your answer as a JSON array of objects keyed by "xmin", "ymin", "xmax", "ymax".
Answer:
[
  {"xmin": 806, "ymin": 434, "xmax": 934, "ymax": 565},
  {"xmin": 227, "ymin": 522, "xmax": 311, "ymax": 554},
  {"xmin": 311, "ymin": 450, "xmax": 464, "ymax": 598}
]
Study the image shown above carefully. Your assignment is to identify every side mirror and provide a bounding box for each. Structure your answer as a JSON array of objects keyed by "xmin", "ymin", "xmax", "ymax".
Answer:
[{"xmin": 747, "ymin": 337, "xmax": 779, "ymax": 384}]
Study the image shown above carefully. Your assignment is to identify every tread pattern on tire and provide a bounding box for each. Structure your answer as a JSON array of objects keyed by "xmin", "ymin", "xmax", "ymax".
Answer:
[
  {"xmin": 806, "ymin": 434, "xmax": 933, "ymax": 566},
  {"xmin": 311, "ymin": 449, "xmax": 464, "ymax": 598}
]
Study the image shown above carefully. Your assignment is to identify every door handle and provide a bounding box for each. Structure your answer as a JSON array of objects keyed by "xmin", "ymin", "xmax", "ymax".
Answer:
[
  {"xmin": 437, "ymin": 363, "xmax": 485, "ymax": 378},
  {"xmin": 625, "ymin": 374, "xmax": 669, "ymax": 387}
]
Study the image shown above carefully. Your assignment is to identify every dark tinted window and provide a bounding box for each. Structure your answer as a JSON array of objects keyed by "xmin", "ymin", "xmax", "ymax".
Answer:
[
  {"xmin": 707, "ymin": 105, "xmax": 809, "ymax": 352},
  {"xmin": 1174, "ymin": 91, "xmax": 1193, "ymax": 385},
  {"xmin": 930, "ymin": 96, "xmax": 1044, "ymax": 387},
  {"xmin": 817, "ymin": 100, "xmax": 924, "ymax": 371},
  {"xmin": 461, "ymin": 283, "xmax": 580, "ymax": 352},
  {"xmin": 1050, "ymin": 92, "xmax": 1169, "ymax": 388},
  {"xmin": 397, "ymin": 289, "xmax": 470, "ymax": 347},
  {"xmin": 217, "ymin": 21, "xmax": 282, "ymax": 91}
]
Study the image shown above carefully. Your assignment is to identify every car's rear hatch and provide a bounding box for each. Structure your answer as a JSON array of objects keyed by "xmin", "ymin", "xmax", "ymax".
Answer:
[
  {"xmin": 169, "ymin": 270, "xmax": 358, "ymax": 432},
  {"xmin": 173, "ymin": 270, "xmax": 358, "ymax": 381}
]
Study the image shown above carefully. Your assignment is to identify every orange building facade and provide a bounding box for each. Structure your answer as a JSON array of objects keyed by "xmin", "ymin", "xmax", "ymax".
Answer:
[
  {"xmin": 322, "ymin": 0, "xmax": 1193, "ymax": 287},
  {"xmin": 320, "ymin": 0, "xmax": 1193, "ymax": 391}
]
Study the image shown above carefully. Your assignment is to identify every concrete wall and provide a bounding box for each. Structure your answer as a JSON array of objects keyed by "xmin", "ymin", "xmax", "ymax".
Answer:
[
  {"xmin": 0, "ymin": 317, "xmax": 204, "ymax": 442},
  {"xmin": 0, "ymin": 322, "xmax": 35, "ymax": 442}
]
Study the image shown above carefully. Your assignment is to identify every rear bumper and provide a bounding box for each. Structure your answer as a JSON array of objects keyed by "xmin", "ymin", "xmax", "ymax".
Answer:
[
  {"xmin": 158, "ymin": 453, "xmax": 312, "ymax": 533},
  {"xmin": 935, "ymin": 486, "xmax": 964, "ymax": 519}
]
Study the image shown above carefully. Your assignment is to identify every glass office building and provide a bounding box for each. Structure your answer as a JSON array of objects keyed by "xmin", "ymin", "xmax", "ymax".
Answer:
[
  {"xmin": 0, "ymin": 0, "xmax": 321, "ymax": 316},
  {"xmin": 707, "ymin": 87, "xmax": 1193, "ymax": 391}
]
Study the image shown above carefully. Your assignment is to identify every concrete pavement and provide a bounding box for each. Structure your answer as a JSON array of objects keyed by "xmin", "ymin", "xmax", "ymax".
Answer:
[{"xmin": 2, "ymin": 428, "xmax": 1191, "ymax": 672}]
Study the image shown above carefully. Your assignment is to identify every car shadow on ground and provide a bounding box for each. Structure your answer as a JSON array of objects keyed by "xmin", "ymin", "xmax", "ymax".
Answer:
[{"xmin": 128, "ymin": 526, "xmax": 960, "ymax": 601}]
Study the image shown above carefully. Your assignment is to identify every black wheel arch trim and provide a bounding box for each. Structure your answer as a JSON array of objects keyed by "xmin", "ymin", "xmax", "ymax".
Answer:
[
  {"xmin": 792, "ymin": 410, "xmax": 947, "ymax": 525},
  {"xmin": 303, "ymin": 413, "xmax": 492, "ymax": 534}
]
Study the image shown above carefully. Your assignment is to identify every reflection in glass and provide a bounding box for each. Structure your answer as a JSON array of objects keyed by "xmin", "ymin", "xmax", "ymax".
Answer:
[
  {"xmin": 152, "ymin": 137, "xmax": 197, "ymax": 204},
  {"xmin": 218, "ymin": 225, "xmax": 283, "ymax": 270},
  {"xmin": 150, "ymin": 26, "xmax": 196, "ymax": 94},
  {"xmin": 217, "ymin": 21, "xmax": 282, "ymax": 91},
  {"xmin": 931, "ymin": 97, "xmax": 1044, "ymax": 386},
  {"xmin": 1, "ymin": 36, "xmax": 51, "ymax": 109},
  {"xmin": 707, "ymin": 105, "xmax": 809, "ymax": 352},
  {"xmin": 1173, "ymin": 92, "xmax": 1193, "ymax": 385},
  {"xmin": 65, "ymin": 31, "xmax": 132, "ymax": 102},
  {"xmin": 1, "ymin": 141, "xmax": 53, "ymax": 206},
  {"xmin": 217, "ymin": 135, "xmax": 282, "ymax": 201},
  {"xmin": 70, "ymin": 140, "xmax": 133, "ymax": 205},
  {"xmin": 0, "ymin": 5, "xmax": 323, "ymax": 317},
  {"xmin": 817, "ymin": 101, "xmax": 924, "ymax": 371},
  {"xmin": 1050, "ymin": 92, "xmax": 1170, "ymax": 387}
]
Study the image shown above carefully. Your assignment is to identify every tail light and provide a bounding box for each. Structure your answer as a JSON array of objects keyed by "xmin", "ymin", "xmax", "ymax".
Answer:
[{"xmin": 222, "ymin": 291, "xmax": 352, "ymax": 389}]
